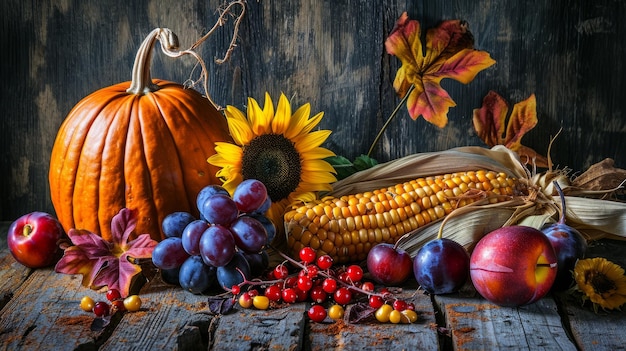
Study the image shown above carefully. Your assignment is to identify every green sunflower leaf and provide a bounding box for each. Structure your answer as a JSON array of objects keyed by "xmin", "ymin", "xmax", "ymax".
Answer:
[{"xmin": 326, "ymin": 155, "xmax": 378, "ymax": 181}]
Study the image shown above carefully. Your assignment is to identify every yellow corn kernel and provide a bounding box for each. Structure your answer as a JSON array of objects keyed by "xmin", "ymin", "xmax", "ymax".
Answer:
[{"xmin": 284, "ymin": 170, "xmax": 521, "ymax": 263}]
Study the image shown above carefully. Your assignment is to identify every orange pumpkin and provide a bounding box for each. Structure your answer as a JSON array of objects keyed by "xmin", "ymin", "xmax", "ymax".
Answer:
[{"xmin": 49, "ymin": 28, "xmax": 232, "ymax": 241}]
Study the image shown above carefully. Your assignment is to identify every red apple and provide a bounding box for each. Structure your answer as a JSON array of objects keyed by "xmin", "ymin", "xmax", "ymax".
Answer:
[
  {"xmin": 366, "ymin": 243, "xmax": 413, "ymax": 286},
  {"xmin": 469, "ymin": 225, "xmax": 558, "ymax": 306},
  {"xmin": 7, "ymin": 212, "xmax": 65, "ymax": 268}
]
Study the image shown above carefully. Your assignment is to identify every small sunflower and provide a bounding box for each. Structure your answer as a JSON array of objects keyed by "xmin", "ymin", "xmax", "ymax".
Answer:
[
  {"xmin": 572, "ymin": 257, "xmax": 626, "ymax": 312},
  {"xmin": 208, "ymin": 92, "xmax": 336, "ymax": 237}
]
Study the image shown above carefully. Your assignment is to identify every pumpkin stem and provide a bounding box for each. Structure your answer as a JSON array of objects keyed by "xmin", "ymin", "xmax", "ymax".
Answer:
[{"xmin": 127, "ymin": 28, "xmax": 180, "ymax": 95}]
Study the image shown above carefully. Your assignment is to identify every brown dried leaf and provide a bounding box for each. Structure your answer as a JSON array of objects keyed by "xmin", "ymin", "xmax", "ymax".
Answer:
[
  {"xmin": 207, "ymin": 296, "xmax": 236, "ymax": 315},
  {"xmin": 345, "ymin": 302, "xmax": 377, "ymax": 324},
  {"xmin": 569, "ymin": 158, "xmax": 626, "ymax": 196}
]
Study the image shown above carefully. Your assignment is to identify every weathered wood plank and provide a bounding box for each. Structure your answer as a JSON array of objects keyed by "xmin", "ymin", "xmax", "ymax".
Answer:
[
  {"xmin": 434, "ymin": 294, "xmax": 577, "ymax": 350},
  {"xmin": 560, "ymin": 299, "xmax": 626, "ymax": 351},
  {"xmin": 0, "ymin": 269, "xmax": 110, "ymax": 351},
  {"xmin": 0, "ymin": 223, "xmax": 31, "ymax": 311},
  {"xmin": 98, "ymin": 275, "xmax": 214, "ymax": 351},
  {"xmin": 210, "ymin": 304, "xmax": 306, "ymax": 350},
  {"xmin": 307, "ymin": 289, "xmax": 438, "ymax": 351}
]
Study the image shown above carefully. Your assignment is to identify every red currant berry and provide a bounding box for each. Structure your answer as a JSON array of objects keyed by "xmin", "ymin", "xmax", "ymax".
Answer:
[
  {"xmin": 295, "ymin": 287, "xmax": 309, "ymax": 302},
  {"xmin": 333, "ymin": 287, "xmax": 353, "ymax": 305},
  {"xmin": 93, "ymin": 301, "xmax": 110, "ymax": 317},
  {"xmin": 274, "ymin": 264, "xmax": 289, "ymax": 280},
  {"xmin": 361, "ymin": 281, "xmax": 375, "ymax": 293},
  {"xmin": 306, "ymin": 265, "xmax": 319, "ymax": 279},
  {"xmin": 346, "ymin": 265, "xmax": 364, "ymax": 282},
  {"xmin": 369, "ymin": 295, "xmax": 384, "ymax": 309},
  {"xmin": 307, "ymin": 304, "xmax": 327, "ymax": 323},
  {"xmin": 393, "ymin": 299, "xmax": 408, "ymax": 311},
  {"xmin": 337, "ymin": 272, "xmax": 351, "ymax": 284},
  {"xmin": 299, "ymin": 247, "xmax": 316, "ymax": 264},
  {"xmin": 322, "ymin": 278, "xmax": 338, "ymax": 294},
  {"xmin": 406, "ymin": 302, "xmax": 416, "ymax": 311},
  {"xmin": 264, "ymin": 285, "xmax": 282, "ymax": 302},
  {"xmin": 111, "ymin": 299, "xmax": 126, "ymax": 313},
  {"xmin": 247, "ymin": 290, "xmax": 259, "ymax": 298},
  {"xmin": 297, "ymin": 275, "xmax": 313, "ymax": 291},
  {"xmin": 106, "ymin": 289, "xmax": 121, "ymax": 302},
  {"xmin": 316, "ymin": 255, "xmax": 333, "ymax": 270},
  {"xmin": 284, "ymin": 276, "xmax": 298, "ymax": 287},
  {"xmin": 309, "ymin": 286, "xmax": 328, "ymax": 304},
  {"xmin": 231, "ymin": 285, "xmax": 241, "ymax": 295},
  {"xmin": 282, "ymin": 287, "xmax": 298, "ymax": 304}
]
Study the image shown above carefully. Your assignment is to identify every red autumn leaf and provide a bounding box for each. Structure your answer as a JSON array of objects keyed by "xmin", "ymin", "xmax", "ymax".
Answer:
[
  {"xmin": 385, "ymin": 12, "xmax": 495, "ymax": 128},
  {"xmin": 473, "ymin": 91, "xmax": 549, "ymax": 167},
  {"xmin": 55, "ymin": 208, "xmax": 158, "ymax": 297}
]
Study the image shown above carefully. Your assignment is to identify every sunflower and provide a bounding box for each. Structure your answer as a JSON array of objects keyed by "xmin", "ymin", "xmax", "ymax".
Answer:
[
  {"xmin": 208, "ymin": 92, "xmax": 336, "ymax": 238},
  {"xmin": 572, "ymin": 257, "xmax": 626, "ymax": 312}
]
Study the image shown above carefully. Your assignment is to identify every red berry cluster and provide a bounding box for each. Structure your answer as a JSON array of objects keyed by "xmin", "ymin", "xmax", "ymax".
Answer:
[
  {"xmin": 79, "ymin": 289, "xmax": 142, "ymax": 318},
  {"xmin": 231, "ymin": 246, "xmax": 417, "ymax": 323}
]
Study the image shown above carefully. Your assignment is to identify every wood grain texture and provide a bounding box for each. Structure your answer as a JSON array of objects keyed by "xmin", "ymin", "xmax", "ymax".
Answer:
[
  {"xmin": 1, "ymin": 0, "xmax": 625, "ymax": 222},
  {"xmin": 434, "ymin": 295, "xmax": 578, "ymax": 350}
]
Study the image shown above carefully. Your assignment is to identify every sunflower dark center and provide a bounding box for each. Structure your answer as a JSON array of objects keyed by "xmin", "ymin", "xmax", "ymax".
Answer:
[
  {"xmin": 585, "ymin": 271, "xmax": 616, "ymax": 295},
  {"xmin": 241, "ymin": 134, "xmax": 302, "ymax": 202}
]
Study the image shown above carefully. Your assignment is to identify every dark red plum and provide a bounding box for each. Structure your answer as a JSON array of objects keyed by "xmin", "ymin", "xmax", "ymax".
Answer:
[
  {"xmin": 366, "ymin": 243, "xmax": 413, "ymax": 286},
  {"xmin": 542, "ymin": 181, "xmax": 587, "ymax": 291},
  {"xmin": 413, "ymin": 238, "xmax": 470, "ymax": 294}
]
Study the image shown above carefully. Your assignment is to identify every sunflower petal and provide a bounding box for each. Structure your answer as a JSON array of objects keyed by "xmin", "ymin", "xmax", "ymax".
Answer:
[
  {"xmin": 301, "ymin": 170, "xmax": 337, "ymax": 184},
  {"xmin": 224, "ymin": 104, "xmax": 247, "ymax": 122},
  {"xmin": 228, "ymin": 117, "xmax": 256, "ymax": 146},
  {"xmin": 301, "ymin": 147, "xmax": 336, "ymax": 160},
  {"xmin": 300, "ymin": 111, "xmax": 324, "ymax": 135},
  {"xmin": 262, "ymin": 92, "xmax": 275, "ymax": 126},
  {"xmin": 301, "ymin": 159, "xmax": 337, "ymax": 173},
  {"xmin": 208, "ymin": 143, "xmax": 243, "ymax": 167},
  {"xmin": 271, "ymin": 93, "xmax": 292, "ymax": 134},
  {"xmin": 285, "ymin": 103, "xmax": 311, "ymax": 139},
  {"xmin": 247, "ymin": 96, "xmax": 270, "ymax": 135},
  {"xmin": 294, "ymin": 130, "xmax": 332, "ymax": 153}
]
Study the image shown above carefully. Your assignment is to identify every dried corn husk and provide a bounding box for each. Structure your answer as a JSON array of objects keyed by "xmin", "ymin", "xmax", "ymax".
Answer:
[
  {"xmin": 329, "ymin": 145, "xmax": 529, "ymax": 197},
  {"xmin": 323, "ymin": 145, "xmax": 626, "ymax": 257}
]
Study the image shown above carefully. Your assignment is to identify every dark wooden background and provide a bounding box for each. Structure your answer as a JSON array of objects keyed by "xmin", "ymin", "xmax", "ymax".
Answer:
[{"xmin": 1, "ymin": 0, "xmax": 625, "ymax": 222}]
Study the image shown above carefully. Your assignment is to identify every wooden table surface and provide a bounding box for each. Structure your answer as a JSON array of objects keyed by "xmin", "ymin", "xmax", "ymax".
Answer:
[{"xmin": 1, "ymin": 221, "xmax": 625, "ymax": 351}]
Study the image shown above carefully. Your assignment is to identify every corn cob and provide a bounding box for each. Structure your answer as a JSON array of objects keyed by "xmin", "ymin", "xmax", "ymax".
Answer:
[{"xmin": 285, "ymin": 170, "xmax": 525, "ymax": 263}]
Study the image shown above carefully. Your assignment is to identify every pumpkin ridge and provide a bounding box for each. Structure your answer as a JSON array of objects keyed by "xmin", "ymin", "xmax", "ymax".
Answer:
[
  {"xmin": 97, "ymin": 94, "xmax": 136, "ymax": 241},
  {"xmin": 51, "ymin": 93, "xmax": 119, "ymax": 234},
  {"xmin": 150, "ymin": 85, "xmax": 230, "ymax": 210},
  {"xmin": 76, "ymin": 94, "xmax": 135, "ymax": 241}
]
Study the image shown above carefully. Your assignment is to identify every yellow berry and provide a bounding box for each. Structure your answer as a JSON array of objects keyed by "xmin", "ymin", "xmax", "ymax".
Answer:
[
  {"xmin": 238, "ymin": 294, "xmax": 253, "ymax": 308},
  {"xmin": 328, "ymin": 304, "xmax": 344, "ymax": 320},
  {"xmin": 389, "ymin": 309, "xmax": 402, "ymax": 324},
  {"xmin": 123, "ymin": 295, "xmax": 142, "ymax": 312},
  {"xmin": 402, "ymin": 309, "xmax": 418, "ymax": 323},
  {"xmin": 253, "ymin": 295, "xmax": 270, "ymax": 310},
  {"xmin": 375, "ymin": 304, "xmax": 393, "ymax": 323},
  {"xmin": 80, "ymin": 296, "xmax": 95, "ymax": 312}
]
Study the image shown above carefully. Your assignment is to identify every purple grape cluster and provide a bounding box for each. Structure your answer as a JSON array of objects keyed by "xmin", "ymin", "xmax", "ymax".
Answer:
[{"xmin": 152, "ymin": 179, "xmax": 275, "ymax": 294}]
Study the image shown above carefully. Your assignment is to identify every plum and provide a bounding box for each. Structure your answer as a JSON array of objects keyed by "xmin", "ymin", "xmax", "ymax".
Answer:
[
  {"xmin": 413, "ymin": 238, "xmax": 470, "ymax": 294},
  {"xmin": 542, "ymin": 181, "xmax": 587, "ymax": 291}
]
